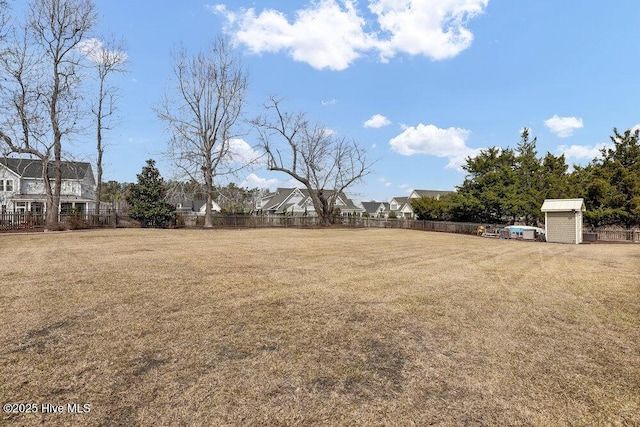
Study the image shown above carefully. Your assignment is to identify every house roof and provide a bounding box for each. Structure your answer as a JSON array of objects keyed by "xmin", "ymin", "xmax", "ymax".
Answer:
[
  {"xmin": 0, "ymin": 157, "xmax": 92, "ymax": 180},
  {"xmin": 261, "ymin": 188, "xmax": 362, "ymax": 213},
  {"xmin": 411, "ymin": 189, "xmax": 455, "ymax": 199},
  {"xmin": 361, "ymin": 201, "xmax": 384, "ymax": 214},
  {"xmin": 540, "ymin": 198, "xmax": 586, "ymax": 212},
  {"xmin": 172, "ymin": 199, "xmax": 221, "ymax": 212},
  {"xmin": 197, "ymin": 200, "xmax": 221, "ymax": 212},
  {"xmin": 262, "ymin": 188, "xmax": 303, "ymax": 211},
  {"xmin": 390, "ymin": 196, "xmax": 410, "ymax": 205}
]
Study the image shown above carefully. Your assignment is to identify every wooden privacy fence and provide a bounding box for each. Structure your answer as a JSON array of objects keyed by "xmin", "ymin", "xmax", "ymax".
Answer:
[
  {"xmin": 595, "ymin": 228, "xmax": 640, "ymax": 242},
  {"xmin": 175, "ymin": 213, "xmax": 485, "ymax": 234},
  {"xmin": 4, "ymin": 209, "xmax": 638, "ymax": 242},
  {"xmin": 0, "ymin": 210, "xmax": 491, "ymax": 236}
]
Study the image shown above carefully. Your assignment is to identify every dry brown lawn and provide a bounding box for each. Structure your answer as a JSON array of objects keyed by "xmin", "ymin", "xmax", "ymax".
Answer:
[{"xmin": 0, "ymin": 228, "xmax": 638, "ymax": 426}]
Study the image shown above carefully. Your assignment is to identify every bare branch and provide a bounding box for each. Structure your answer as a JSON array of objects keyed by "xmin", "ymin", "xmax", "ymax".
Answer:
[
  {"xmin": 79, "ymin": 35, "xmax": 128, "ymax": 212},
  {"xmin": 156, "ymin": 35, "xmax": 249, "ymax": 227},
  {"xmin": 253, "ymin": 98, "xmax": 373, "ymax": 225},
  {"xmin": 0, "ymin": 0, "xmax": 97, "ymax": 227}
]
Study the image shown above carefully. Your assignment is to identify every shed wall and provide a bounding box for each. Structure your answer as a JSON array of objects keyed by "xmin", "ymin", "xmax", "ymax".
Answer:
[{"xmin": 546, "ymin": 211, "xmax": 579, "ymax": 244}]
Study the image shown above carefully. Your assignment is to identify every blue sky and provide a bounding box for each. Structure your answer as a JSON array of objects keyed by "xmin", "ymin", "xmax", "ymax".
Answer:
[{"xmin": 70, "ymin": 1, "xmax": 640, "ymax": 201}]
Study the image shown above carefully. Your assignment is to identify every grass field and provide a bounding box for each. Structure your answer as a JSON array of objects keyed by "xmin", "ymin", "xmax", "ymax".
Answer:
[{"xmin": 1, "ymin": 228, "xmax": 639, "ymax": 426}]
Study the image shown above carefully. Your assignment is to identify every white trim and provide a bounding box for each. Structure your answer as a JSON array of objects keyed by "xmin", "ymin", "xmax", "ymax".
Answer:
[{"xmin": 0, "ymin": 162, "xmax": 22, "ymax": 179}]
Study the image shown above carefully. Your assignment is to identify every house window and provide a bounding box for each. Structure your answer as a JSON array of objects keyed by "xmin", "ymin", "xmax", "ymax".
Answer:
[
  {"xmin": 15, "ymin": 202, "xmax": 27, "ymax": 213},
  {"xmin": 1, "ymin": 179, "xmax": 15, "ymax": 192}
]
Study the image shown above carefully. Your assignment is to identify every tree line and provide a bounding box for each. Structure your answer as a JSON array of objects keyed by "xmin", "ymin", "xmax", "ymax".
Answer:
[
  {"xmin": 100, "ymin": 163, "xmax": 263, "ymax": 223},
  {"xmin": 412, "ymin": 128, "xmax": 640, "ymax": 228},
  {"xmin": 0, "ymin": 0, "xmax": 372, "ymax": 228}
]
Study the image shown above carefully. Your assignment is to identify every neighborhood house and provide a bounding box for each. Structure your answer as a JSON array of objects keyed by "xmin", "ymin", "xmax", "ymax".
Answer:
[
  {"xmin": 0, "ymin": 157, "xmax": 96, "ymax": 215},
  {"xmin": 257, "ymin": 188, "xmax": 362, "ymax": 217},
  {"xmin": 361, "ymin": 189, "xmax": 455, "ymax": 219}
]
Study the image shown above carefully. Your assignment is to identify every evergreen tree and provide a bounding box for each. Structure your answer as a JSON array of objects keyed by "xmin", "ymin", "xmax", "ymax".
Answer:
[
  {"xmin": 584, "ymin": 128, "xmax": 640, "ymax": 226},
  {"xmin": 126, "ymin": 159, "xmax": 174, "ymax": 228},
  {"xmin": 411, "ymin": 193, "xmax": 454, "ymax": 221},
  {"xmin": 457, "ymin": 146, "xmax": 518, "ymax": 223},
  {"xmin": 514, "ymin": 129, "xmax": 542, "ymax": 225},
  {"xmin": 539, "ymin": 152, "xmax": 570, "ymax": 200}
]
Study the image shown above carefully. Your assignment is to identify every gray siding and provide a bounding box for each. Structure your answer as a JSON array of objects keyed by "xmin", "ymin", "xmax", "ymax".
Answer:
[{"xmin": 546, "ymin": 211, "xmax": 580, "ymax": 244}]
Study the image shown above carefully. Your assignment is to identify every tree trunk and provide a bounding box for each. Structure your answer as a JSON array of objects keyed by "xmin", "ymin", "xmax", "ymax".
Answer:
[
  {"xmin": 42, "ymin": 162, "xmax": 57, "ymax": 228},
  {"xmin": 95, "ymin": 91, "xmax": 103, "ymax": 215},
  {"xmin": 204, "ymin": 163, "xmax": 213, "ymax": 228}
]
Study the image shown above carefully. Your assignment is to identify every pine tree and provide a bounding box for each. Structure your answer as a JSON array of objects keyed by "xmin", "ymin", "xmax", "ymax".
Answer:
[
  {"xmin": 457, "ymin": 146, "xmax": 517, "ymax": 223},
  {"xmin": 586, "ymin": 128, "xmax": 640, "ymax": 226},
  {"xmin": 514, "ymin": 128, "xmax": 542, "ymax": 225},
  {"xmin": 126, "ymin": 159, "xmax": 174, "ymax": 228}
]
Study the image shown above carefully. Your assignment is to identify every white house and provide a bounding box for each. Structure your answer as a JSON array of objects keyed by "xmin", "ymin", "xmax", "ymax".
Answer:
[
  {"xmin": 258, "ymin": 188, "xmax": 363, "ymax": 217},
  {"xmin": 174, "ymin": 200, "xmax": 222, "ymax": 215},
  {"xmin": 360, "ymin": 201, "xmax": 389, "ymax": 218},
  {"xmin": 388, "ymin": 197, "xmax": 414, "ymax": 218},
  {"xmin": 0, "ymin": 157, "xmax": 96, "ymax": 215}
]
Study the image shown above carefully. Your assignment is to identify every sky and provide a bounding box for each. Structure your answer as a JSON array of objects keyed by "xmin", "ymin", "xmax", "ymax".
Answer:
[{"xmin": 19, "ymin": 0, "xmax": 640, "ymax": 202}]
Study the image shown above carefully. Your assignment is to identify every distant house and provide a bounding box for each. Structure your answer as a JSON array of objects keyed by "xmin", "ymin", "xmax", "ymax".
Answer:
[
  {"xmin": 409, "ymin": 189, "xmax": 455, "ymax": 200},
  {"xmin": 0, "ymin": 157, "xmax": 95, "ymax": 215},
  {"xmin": 174, "ymin": 200, "xmax": 221, "ymax": 215},
  {"xmin": 389, "ymin": 196, "xmax": 414, "ymax": 219},
  {"xmin": 257, "ymin": 188, "xmax": 362, "ymax": 217},
  {"xmin": 360, "ymin": 201, "xmax": 390, "ymax": 218},
  {"xmin": 379, "ymin": 189, "xmax": 456, "ymax": 219}
]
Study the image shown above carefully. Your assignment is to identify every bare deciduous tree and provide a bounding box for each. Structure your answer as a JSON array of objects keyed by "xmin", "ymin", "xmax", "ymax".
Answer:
[
  {"xmin": 0, "ymin": 0, "xmax": 9, "ymax": 42},
  {"xmin": 78, "ymin": 36, "xmax": 128, "ymax": 213},
  {"xmin": 253, "ymin": 97, "xmax": 373, "ymax": 225},
  {"xmin": 156, "ymin": 36, "xmax": 248, "ymax": 228},
  {"xmin": 0, "ymin": 0, "xmax": 97, "ymax": 227}
]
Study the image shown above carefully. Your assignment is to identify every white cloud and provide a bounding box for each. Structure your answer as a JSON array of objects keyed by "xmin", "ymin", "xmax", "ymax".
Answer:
[
  {"xmin": 241, "ymin": 173, "xmax": 301, "ymax": 191},
  {"xmin": 213, "ymin": 0, "xmax": 488, "ymax": 70},
  {"xmin": 379, "ymin": 177, "xmax": 392, "ymax": 188},
  {"xmin": 77, "ymin": 38, "xmax": 128, "ymax": 65},
  {"xmin": 544, "ymin": 115, "xmax": 584, "ymax": 138},
  {"xmin": 558, "ymin": 143, "xmax": 610, "ymax": 161},
  {"xmin": 389, "ymin": 123, "xmax": 479, "ymax": 169},
  {"xmin": 241, "ymin": 173, "xmax": 280, "ymax": 191},
  {"xmin": 369, "ymin": 0, "xmax": 488, "ymax": 62},
  {"xmin": 228, "ymin": 139, "xmax": 263, "ymax": 165},
  {"xmin": 214, "ymin": 1, "xmax": 369, "ymax": 70},
  {"xmin": 364, "ymin": 114, "xmax": 391, "ymax": 128},
  {"xmin": 321, "ymin": 99, "xmax": 338, "ymax": 106}
]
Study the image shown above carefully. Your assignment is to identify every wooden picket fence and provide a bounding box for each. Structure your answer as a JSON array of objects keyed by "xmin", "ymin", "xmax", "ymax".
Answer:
[
  {"xmin": 0, "ymin": 212, "xmax": 45, "ymax": 230},
  {"xmin": 595, "ymin": 228, "xmax": 640, "ymax": 243}
]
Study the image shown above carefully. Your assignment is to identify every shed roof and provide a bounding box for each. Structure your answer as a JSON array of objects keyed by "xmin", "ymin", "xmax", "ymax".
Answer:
[{"xmin": 540, "ymin": 198, "xmax": 585, "ymax": 212}]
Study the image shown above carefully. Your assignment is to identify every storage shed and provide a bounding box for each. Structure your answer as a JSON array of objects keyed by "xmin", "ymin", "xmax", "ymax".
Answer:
[{"xmin": 540, "ymin": 198, "xmax": 586, "ymax": 244}]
